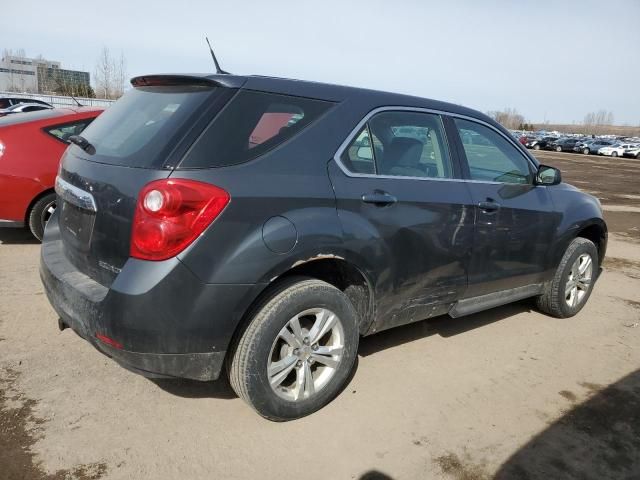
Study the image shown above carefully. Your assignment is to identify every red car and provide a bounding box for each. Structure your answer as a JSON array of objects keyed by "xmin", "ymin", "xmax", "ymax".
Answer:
[{"xmin": 0, "ymin": 107, "xmax": 103, "ymax": 240}]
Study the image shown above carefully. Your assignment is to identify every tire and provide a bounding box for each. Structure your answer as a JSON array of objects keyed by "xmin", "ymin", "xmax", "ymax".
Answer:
[
  {"xmin": 611, "ymin": 151, "xmax": 618, "ymax": 157},
  {"xmin": 533, "ymin": 144, "xmax": 541, "ymax": 150},
  {"xmin": 229, "ymin": 277, "xmax": 359, "ymax": 421},
  {"xmin": 636, "ymin": 152, "xmax": 640, "ymax": 159},
  {"xmin": 28, "ymin": 192, "xmax": 56, "ymax": 242},
  {"xmin": 556, "ymin": 146, "xmax": 562, "ymax": 152},
  {"xmin": 536, "ymin": 238, "xmax": 598, "ymax": 318},
  {"xmin": 583, "ymin": 148, "xmax": 590, "ymax": 155}
]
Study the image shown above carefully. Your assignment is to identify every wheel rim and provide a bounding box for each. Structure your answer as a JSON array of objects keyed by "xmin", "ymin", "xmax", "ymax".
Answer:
[
  {"xmin": 40, "ymin": 200, "xmax": 56, "ymax": 231},
  {"xmin": 267, "ymin": 308, "xmax": 344, "ymax": 402},
  {"xmin": 565, "ymin": 253, "xmax": 593, "ymax": 308}
]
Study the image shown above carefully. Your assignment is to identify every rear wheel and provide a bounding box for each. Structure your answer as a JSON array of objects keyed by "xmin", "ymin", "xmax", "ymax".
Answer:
[
  {"xmin": 28, "ymin": 192, "xmax": 56, "ymax": 242},
  {"xmin": 229, "ymin": 277, "xmax": 359, "ymax": 421},
  {"xmin": 556, "ymin": 146, "xmax": 562, "ymax": 152},
  {"xmin": 611, "ymin": 151, "xmax": 618, "ymax": 157},
  {"xmin": 583, "ymin": 148, "xmax": 590, "ymax": 155},
  {"xmin": 533, "ymin": 144, "xmax": 541, "ymax": 150},
  {"xmin": 536, "ymin": 238, "xmax": 598, "ymax": 318}
]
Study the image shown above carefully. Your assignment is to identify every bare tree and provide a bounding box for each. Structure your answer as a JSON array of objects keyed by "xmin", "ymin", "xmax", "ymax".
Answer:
[
  {"xmin": 487, "ymin": 108, "xmax": 526, "ymax": 130},
  {"xmin": 114, "ymin": 51, "xmax": 127, "ymax": 98},
  {"xmin": 583, "ymin": 110, "xmax": 614, "ymax": 135},
  {"xmin": 94, "ymin": 47, "xmax": 127, "ymax": 99}
]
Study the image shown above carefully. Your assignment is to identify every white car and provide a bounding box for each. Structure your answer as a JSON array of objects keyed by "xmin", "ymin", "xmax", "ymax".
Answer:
[
  {"xmin": 623, "ymin": 145, "xmax": 640, "ymax": 159},
  {"xmin": 598, "ymin": 143, "xmax": 634, "ymax": 157}
]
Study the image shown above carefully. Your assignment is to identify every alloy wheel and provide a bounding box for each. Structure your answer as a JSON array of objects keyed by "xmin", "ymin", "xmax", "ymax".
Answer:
[
  {"xmin": 565, "ymin": 253, "xmax": 593, "ymax": 308},
  {"xmin": 267, "ymin": 308, "xmax": 344, "ymax": 402}
]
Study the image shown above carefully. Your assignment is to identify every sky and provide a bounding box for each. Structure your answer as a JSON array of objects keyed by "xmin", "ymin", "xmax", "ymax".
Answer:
[{"xmin": 2, "ymin": 0, "xmax": 639, "ymax": 125}]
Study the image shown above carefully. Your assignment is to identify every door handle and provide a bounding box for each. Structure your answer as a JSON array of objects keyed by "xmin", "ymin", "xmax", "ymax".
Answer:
[
  {"xmin": 361, "ymin": 192, "xmax": 397, "ymax": 206},
  {"xmin": 478, "ymin": 201, "xmax": 501, "ymax": 212}
]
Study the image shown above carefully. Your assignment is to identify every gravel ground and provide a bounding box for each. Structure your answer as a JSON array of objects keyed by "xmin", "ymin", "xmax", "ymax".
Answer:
[{"xmin": 1, "ymin": 151, "xmax": 639, "ymax": 480}]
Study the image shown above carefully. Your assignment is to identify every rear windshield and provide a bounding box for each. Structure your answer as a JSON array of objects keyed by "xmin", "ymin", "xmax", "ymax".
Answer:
[
  {"xmin": 78, "ymin": 85, "xmax": 219, "ymax": 168},
  {"xmin": 179, "ymin": 90, "xmax": 333, "ymax": 168}
]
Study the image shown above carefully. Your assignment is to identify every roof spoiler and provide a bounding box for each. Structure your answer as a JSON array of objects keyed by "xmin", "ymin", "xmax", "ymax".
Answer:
[
  {"xmin": 131, "ymin": 75, "xmax": 222, "ymax": 88},
  {"xmin": 130, "ymin": 74, "xmax": 245, "ymax": 89}
]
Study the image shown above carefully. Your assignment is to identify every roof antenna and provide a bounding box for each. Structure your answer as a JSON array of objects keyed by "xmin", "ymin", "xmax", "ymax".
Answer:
[
  {"xmin": 205, "ymin": 37, "xmax": 229, "ymax": 74},
  {"xmin": 70, "ymin": 95, "xmax": 83, "ymax": 107}
]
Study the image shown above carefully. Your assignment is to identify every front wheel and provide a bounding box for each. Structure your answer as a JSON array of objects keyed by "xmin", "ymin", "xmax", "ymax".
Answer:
[
  {"xmin": 583, "ymin": 148, "xmax": 590, "ymax": 155},
  {"xmin": 28, "ymin": 192, "xmax": 56, "ymax": 242},
  {"xmin": 229, "ymin": 277, "xmax": 359, "ymax": 421},
  {"xmin": 536, "ymin": 238, "xmax": 598, "ymax": 318},
  {"xmin": 556, "ymin": 146, "xmax": 562, "ymax": 152},
  {"xmin": 533, "ymin": 144, "xmax": 541, "ymax": 150}
]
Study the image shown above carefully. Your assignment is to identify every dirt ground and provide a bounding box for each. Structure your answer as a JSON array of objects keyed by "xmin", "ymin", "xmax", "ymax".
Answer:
[{"xmin": 1, "ymin": 150, "xmax": 639, "ymax": 480}]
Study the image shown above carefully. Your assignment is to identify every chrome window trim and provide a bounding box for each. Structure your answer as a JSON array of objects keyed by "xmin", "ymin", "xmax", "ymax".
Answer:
[
  {"xmin": 333, "ymin": 105, "xmax": 538, "ymax": 185},
  {"xmin": 55, "ymin": 176, "xmax": 97, "ymax": 212}
]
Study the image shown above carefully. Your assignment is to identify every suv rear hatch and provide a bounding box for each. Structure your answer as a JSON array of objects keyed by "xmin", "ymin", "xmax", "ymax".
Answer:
[{"xmin": 55, "ymin": 75, "xmax": 241, "ymax": 287}]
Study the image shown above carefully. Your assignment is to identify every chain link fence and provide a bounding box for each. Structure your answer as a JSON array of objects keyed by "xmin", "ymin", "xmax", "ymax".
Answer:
[{"xmin": 0, "ymin": 91, "xmax": 115, "ymax": 108}]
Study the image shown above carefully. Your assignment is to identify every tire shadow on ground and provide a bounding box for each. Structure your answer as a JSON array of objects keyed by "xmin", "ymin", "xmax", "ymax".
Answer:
[
  {"xmin": 359, "ymin": 301, "xmax": 533, "ymax": 357},
  {"xmin": 149, "ymin": 301, "xmax": 530, "ymax": 401}
]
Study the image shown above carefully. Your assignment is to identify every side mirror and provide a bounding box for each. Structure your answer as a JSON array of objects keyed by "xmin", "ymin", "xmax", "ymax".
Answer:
[
  {"xmin": 536, "ymin": 164, "xmax": 561, "ymax": 185},
  {"xmin": 357, "ymin": 146, "xmax": 373, "ymax": 160}
]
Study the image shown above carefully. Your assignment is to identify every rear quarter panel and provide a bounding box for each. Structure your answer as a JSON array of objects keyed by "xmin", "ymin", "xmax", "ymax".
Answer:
[
  {"xmin": 0, "ymin": 111, "xmax": 101, "ymax": 222},
  {"xmin": 0, "ymin": 124, "xmax": 65, "ymax": 221}
]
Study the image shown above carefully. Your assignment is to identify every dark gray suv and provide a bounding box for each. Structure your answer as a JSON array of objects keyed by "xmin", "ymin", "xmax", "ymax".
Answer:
[{"xmin": 40, "ymin": 74, "xmax": 607, "ymax": 420}]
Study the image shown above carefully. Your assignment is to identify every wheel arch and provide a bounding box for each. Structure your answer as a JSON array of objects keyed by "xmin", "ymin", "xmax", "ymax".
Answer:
[
  {"xmin": 230, "ymin": 255, "xmax": 375, "ymax": 358},
  {"xmin": 23, "ymin": 187, "xmax": 55, "ymax": 225},
  {"xmin": 575, "ymin": 220, "xmax": 607, "ymax": 266}
]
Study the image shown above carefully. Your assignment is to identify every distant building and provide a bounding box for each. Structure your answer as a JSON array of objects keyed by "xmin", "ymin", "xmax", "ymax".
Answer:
[{"xmin": 0, "ymin": 54, "xmax": 90, "ymax": 95}]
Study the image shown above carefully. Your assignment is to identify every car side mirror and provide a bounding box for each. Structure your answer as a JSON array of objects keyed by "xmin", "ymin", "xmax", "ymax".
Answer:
[
  {"xmin": 357, "ymin": 146, "xmax": 373, "ymax": 160},
  {"xmin": 536, "ymin": 164, "xmax": 561, "ymax": 185}
]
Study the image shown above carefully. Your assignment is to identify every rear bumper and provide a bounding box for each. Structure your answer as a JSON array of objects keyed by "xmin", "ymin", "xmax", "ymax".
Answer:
[
  {"xmin": 40, "ymin": 212, "xmax": 262, "ymax": 381},
  {"xmin": 53, "ymin": 307, "xmax": 226, "ymax": 380}
]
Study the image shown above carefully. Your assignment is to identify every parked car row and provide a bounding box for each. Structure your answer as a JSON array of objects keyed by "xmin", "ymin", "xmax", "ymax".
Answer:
[{"xmin": 513, "ymin": 130, "xmax": 640, "ymax": 158}]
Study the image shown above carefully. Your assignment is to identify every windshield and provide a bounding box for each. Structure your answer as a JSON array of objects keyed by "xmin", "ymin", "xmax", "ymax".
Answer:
[{"xmin": 79, "ymin": 85, "xmax": 220, "ymax": 168}]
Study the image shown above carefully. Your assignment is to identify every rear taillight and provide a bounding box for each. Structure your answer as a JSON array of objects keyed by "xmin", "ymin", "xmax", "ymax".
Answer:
[
  {"xmin": 130, "ymin": 179, "xmax": 229, "ymax": 261},
  {"xmin": 0, "ymin": 141, "xmax": 5, "ymax": 158}
]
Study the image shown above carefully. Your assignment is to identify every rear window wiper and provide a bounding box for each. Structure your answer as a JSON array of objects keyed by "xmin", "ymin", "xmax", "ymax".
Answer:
[{"xmin": 68, "ymin": 135, "xmax": 95, "ymax": 153}]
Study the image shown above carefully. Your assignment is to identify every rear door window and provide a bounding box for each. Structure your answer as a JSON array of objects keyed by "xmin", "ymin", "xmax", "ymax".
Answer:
[
  {"xmin": 369, "ymin": 111, "xmax": 452, "ymax": 178},
  {"xmin": 339, "ymin": 110, "xmax": 453, "ymax": 179},
  {"xmin": 341, "ymin": 127, "xmax": 376, "ymax": 174},
  {"xmin": 180, "ymin": 91, "xmax": 333, "ymax": 168}
]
